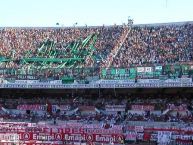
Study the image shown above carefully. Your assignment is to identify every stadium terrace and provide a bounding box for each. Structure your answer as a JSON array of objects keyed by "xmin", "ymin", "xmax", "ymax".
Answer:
[{"xmin": 0, "ymin": 21, "xmax": 193, "ymax": 145}]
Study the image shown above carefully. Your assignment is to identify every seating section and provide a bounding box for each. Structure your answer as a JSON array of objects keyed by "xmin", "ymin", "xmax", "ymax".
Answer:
[
  {"xmin": 0, "ymin": 26, "xmax": 124, "ymax": 67},
  {"xmin": 113, "ymin": 23, "xmax": 193, "ymax": 67},
  {"xmin": 0, "ymin": 22, "xmax": 193, "ymax": 82},
  {"xmin": 1, "ymin": 95, "xmax": 193, "ymax": 124}
]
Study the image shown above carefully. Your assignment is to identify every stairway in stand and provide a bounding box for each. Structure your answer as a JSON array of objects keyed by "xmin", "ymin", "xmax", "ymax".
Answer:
[{"xmin": 103, "ymin": 25, "xmax": 131, "ymax": 68}]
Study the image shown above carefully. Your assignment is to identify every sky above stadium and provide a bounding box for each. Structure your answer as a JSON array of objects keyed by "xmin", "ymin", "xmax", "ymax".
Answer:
[{"xmin": 0, "ymin": 0, "xmax": 192, "ymax": 27}]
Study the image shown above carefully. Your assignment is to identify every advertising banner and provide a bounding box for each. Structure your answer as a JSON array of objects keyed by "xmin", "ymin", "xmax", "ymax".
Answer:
[
  {"xmin": 131, "ymin": 105, "xmax": 154, "ymax": 111},
  {"xmin": 105, "ymin": 105, "xmax": 126, "ymax": 112}
]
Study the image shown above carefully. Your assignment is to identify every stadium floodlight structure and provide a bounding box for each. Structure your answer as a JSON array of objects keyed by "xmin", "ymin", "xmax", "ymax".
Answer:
[{"xmin": 128, "ymin": 16, "xmax": 133, "ymax": 27}]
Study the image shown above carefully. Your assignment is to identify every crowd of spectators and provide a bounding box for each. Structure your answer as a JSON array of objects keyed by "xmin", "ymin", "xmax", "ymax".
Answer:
[
  {"xmin": 0, "ymin": 22, "xmax": 193, "ymax": 80},
  {"xmin": 0, "ymin": 25, "xmax": 124, "ymax": 68},
  {"xmin": 113, "ymin": 23, "xmax": 193, "ymax": 67},
  {"xmin": 1, "ymin": 22, "xmax": 193, "ymax": 125},
  {"xmin": 1, "ymin": 94, "xmax": 193, "ymax": 125}
]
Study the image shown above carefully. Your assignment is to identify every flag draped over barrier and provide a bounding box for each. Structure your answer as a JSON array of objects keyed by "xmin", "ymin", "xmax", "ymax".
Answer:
[{"xmin": 0, "ymin": 33, "xmax": 98, "ymax": 69}]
